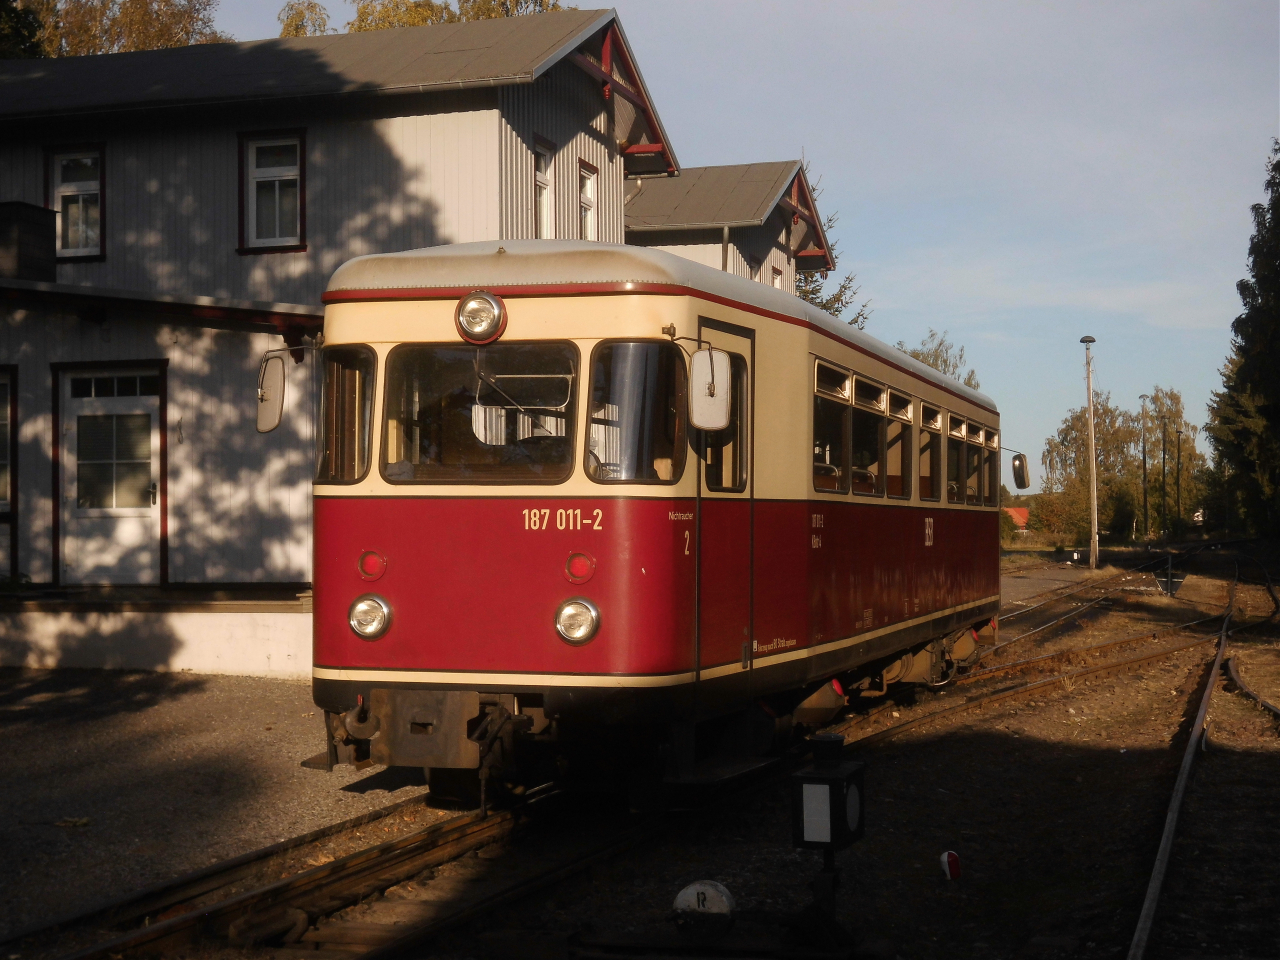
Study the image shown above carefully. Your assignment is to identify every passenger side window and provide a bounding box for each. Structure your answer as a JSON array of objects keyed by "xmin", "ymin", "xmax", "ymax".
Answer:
[
  {"xmin": 886, "ymin": 392, "xmax": 912, "ymax": 499},
  {"xmin": 919, "ymin": 405, "xmax": 941, "ymax": 502},
  {"xmin": 851, "ymin": 378, "xmax": 885, "ymax": 496},
  {"xmin": 984, "ymin": 427, "xmax": 999, "ymax": 506},
  {"xmin": 812, "ymin": 361, "xmax": 850, "ymax": 493},
  {"xmin": 966, "ymin": 421, "xmax": 984, "ymax": 505},
  {"xmin": 703, "ymin": 353, "xmax": 748, "ymax": 492},
  {"xmin": 947, "ymin": 415, "xmax": 965, "ymax": 504}
]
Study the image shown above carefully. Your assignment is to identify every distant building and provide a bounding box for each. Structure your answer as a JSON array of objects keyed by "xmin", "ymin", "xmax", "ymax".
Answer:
[
  {"xmin": 624, "ymin": 161, "xmax": 833, "ymax": 291},
  {"xmin": 1003, "ymin": 507, "xmax": 1029, "ymax": 531}
]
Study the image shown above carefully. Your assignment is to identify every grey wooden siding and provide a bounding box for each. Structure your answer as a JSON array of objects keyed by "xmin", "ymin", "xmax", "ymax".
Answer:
[
  {"xmin": 0, "ymin": 301, "xmax": 312, "ymax": 584},
  {"xmin": 498, "ymin": 61, "xmax": 623, "ymax": 243},
  {"xmin": 629, "ymin": 212, "xmax": 799, "ymax": 293},
  {"xmin": 0, "ymin": 107, "xmax": 501, "ymax": 306}
]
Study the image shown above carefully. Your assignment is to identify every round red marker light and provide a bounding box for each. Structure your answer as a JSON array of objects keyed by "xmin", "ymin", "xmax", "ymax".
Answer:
[
  {"xmin": 564, "ymin": 552, "xmax": 595, "ymax": 584},
  {"xmin": 358, "ymin": 550, "xmax": 387, "ymax": 581}
]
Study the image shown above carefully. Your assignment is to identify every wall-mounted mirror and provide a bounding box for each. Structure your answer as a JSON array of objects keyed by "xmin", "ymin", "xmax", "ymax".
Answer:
[
  {"xmin": 1011, "ymin": 452, "xmax": 1030, "ymax": 490},
  {"xmin": 688, "ymin": 347, "xmax": 731, "ymax": 432},
  {"xmin": 257, "ymin": 354, "xmax": 285, "ymax": 433}
]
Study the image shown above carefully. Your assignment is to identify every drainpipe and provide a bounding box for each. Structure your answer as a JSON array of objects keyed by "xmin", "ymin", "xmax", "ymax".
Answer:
[{"xmin": 721, "ymin": 226, "xmax": 729, "ymax": 272}]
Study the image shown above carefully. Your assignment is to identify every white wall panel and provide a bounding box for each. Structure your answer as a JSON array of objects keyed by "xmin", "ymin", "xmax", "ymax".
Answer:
[
  {"xmin": 0, "ymin": 302, "xmax": 312, "ymax": 585},
  {"xmin": 9, "ymin": 109, "xmax": 501, "ymax": 306}
]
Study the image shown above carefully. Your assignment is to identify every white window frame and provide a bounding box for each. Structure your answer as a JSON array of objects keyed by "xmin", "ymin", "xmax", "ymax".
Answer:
[
  {"xmin": 246, "ymin": 137, "xmax": 302, "ymax": 248},
  {"xmin": 578, "ymin": 161, "xmax": 597, "ymax": 241},
  {"xmin": 534, "ymin": 140, "xmax": 555, "ymax": 240},
  {"xmin": 771, "ymin": 267, "xmax": 784, "ymax": 289},
  {"xmin": 52, "ymin": 150, "xmax": 102, "ymax": 258}
]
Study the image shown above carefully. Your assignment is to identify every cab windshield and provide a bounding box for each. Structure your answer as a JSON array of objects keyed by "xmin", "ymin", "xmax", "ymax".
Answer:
[{"xmin": 381, "ymin": 342, "xmax": 578, "ymax": 483}]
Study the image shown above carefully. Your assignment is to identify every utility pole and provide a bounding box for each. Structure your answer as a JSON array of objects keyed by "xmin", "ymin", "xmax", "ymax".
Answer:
[
  {"xmin": 1161, "ymin": 419, "xmax": 1168, "ymax": 540},
  {"xmin": 1175, "ymin": 428, "xmax": 1183, "ymax": 532},
  {"xmin": 1080, "ymin": 337, "xmax": 1099, "ymax": 569},
  {"xmin": 1139, "ymin": 394, "xmax": 1149, "ymax": 539}
]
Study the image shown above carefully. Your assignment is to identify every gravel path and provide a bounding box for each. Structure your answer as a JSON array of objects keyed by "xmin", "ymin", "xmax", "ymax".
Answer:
[{"xmin": 0, "ymin": 670, "xmax": 434, "ymax": 940}]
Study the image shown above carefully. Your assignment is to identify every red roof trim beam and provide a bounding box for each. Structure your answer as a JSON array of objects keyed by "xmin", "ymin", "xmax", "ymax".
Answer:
[
  {"xmin": 569, "ymin": 22, "xmax": 678, "ymax": 177},
  {"xmin": 784, "ymin": 168, "xmax": 835, "ymax": 273}
]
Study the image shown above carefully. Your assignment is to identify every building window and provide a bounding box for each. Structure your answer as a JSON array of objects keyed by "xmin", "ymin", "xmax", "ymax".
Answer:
[
  {"xmin": 534, "ymin": 140, "xmax": 555, "ymax": 239},
  {"xmin": 244, "ymin": 135, "xmax": 304, "ymax": 250},
  {"xmin": 52, "ymin": 150, "xmax": 102, "ymax": 258},
  {"xmin": 578, "ymin": 162, "xmax": 597, "ymax": 241},
  {"xmin": 771, "ymin": 267, "xmax": 784, "ymax": 289}
]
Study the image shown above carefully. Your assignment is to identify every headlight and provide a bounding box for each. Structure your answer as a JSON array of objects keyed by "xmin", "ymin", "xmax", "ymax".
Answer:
[
  {"xmin": 554, "ymin": 597, "xmax": 600, "ymax": 645},
  {"xmin": 349, "ymin": 594, "xmax": 392, "ymax": 640},
  {"xmin": 455, "ymin": 291, "xmax": 506, "ymax": 344}
]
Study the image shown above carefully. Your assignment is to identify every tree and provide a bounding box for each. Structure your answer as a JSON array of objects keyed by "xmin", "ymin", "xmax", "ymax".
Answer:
[
  {"xmin": 1, "ymin": 0, "xmax": 44, "ymax": 57},
  {"xmin": 894, "ymin": 328, "xmax": 980, "ymax": 390},
  {"xmin": 343, "ymin": 0, "xmax": 563, "ymax": 31},
  {"xmin": 1034, "ymin": 386, "xmax": 1204, "ymax": 543},
  {"xmin": 278, "ymin": 0, "xmax": 329, "ymax": 35},
  {"xmin": 1206, "ymin": 141, "xmax": 1280, "ymax": 534},
  {"xmin": 21, "ymin": 0, "xmax": 229, "ymax": 56},
  {"xmin": 793, "ymin": 162, "xmax": 871, "ymax": 329}
]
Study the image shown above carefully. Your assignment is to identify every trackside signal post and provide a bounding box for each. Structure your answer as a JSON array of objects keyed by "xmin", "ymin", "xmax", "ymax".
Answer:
[{"xmin": 1080, "ymin": 337, "xmax": 1099, "ymax": 569}]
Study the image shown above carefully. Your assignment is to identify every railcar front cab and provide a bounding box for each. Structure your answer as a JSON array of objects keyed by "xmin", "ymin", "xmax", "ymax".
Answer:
[{"xmin": 257, "ymin": 292, "xmax": 734, "ymax": 794}]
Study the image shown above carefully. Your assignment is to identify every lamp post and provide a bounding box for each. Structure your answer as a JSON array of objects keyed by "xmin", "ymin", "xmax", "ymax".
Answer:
[
  {"xmin": 1175, "ymin": 428, "xmax": 1183, "ymax": 532},
  {"xmin": 1160, "ymin": 419, "xmax": 1168, "ymax": 540},
  {"xmin": 1080, "ymin": 337, "xmax": 1099, "ymax": 570},
  {"xmin": 1139, "ymin": 395, "xmax": 1149, "ymax": 539}
]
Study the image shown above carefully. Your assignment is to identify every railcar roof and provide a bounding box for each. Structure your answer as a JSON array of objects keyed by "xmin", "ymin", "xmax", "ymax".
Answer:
[{"xmin": 325, "ymin": 240, "xmax": 998, "ymax": 414}]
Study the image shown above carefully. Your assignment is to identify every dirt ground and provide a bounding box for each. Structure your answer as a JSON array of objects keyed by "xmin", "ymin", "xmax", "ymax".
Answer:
[
  {"xmin": 420, "ymin": 546, "xmax": 1280, "ymax": 960},
  {"xmin": 0, "ymin": 672, "xmax": 443, "ymax": 941}
]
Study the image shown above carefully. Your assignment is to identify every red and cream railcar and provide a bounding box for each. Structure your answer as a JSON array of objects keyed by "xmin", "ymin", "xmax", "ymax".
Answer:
[{"xmin": 305, "ymin": 241, "xmax": 1001, "ymax": 784}]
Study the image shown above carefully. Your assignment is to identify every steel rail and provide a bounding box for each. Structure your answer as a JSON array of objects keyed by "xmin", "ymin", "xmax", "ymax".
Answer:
[
  {"xmin": 998, "ymin": 554, "xmax": 1170, "ymax": 623},
  {"xmin": 49, "ymin": 806, "xmax": 523, "ymax": 960},
  {"xmin": 1125, "ymin": 616, "xmax": 1231, "ymax": 960},
  {"xmin": 0, "ymin": 790, "xmax": 435, "ymax": 947},
  {"xmin": 1226, "ymin": 657, "xmax": 1280, "ymax": 722},
  {"xmin": 847, "ymin": 633, "xmax": 1221, "ymax": 751},
  {"xmin": 962, "ymin": 613, "xmax": 1224, "ymax": 685}
]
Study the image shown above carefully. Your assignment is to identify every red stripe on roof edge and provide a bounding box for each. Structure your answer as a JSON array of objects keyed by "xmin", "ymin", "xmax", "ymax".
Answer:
[{"xmin": 321, "ymin": 281, "xmax": 997, "ymax": 415}]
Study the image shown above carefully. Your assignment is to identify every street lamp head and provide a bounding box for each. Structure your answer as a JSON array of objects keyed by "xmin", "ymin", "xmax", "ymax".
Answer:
[
  {"xmin": 1139, "ymin": 393, "xmax": 1149, "ymax": 402},
  {"xmin": 1080, "ymin": 336, "xmax": 1096, "ymax": 344}
]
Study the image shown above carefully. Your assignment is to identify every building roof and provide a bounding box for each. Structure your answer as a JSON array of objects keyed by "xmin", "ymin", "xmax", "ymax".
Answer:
[
  {"xmin": 323, "ymin": 239, "xmax": 997, "ymax": 414},
  {"xmin": 1002, "ymin": 507, "xmax": 1030, "ymax": 529},
  {"xmin": 626, "ymin": 162, "xmax": 799, "ymax": 230},
  {"xmin": 0, "ymin": 9, "xmax": 676, "ymax": 173},
  {"xmin": 624, "ymin": 161, "xmax": 835, "ymax": 270}
]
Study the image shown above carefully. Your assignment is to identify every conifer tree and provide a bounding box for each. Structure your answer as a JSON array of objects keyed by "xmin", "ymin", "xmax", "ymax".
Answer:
[{"xmin": 1207, "ymin": 141, "xmax": 1280, "ymax": 534}]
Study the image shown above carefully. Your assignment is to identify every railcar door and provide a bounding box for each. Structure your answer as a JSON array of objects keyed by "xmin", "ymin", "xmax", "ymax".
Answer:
[{"xmin": 696, "ymin": 319, "xmax": 753, "ymax": 698}]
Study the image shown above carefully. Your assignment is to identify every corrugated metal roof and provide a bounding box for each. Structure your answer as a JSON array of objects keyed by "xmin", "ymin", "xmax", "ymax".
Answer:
[
  {"xmin": 623, "ymin": 161, "xmax": 800, "ymax": 230},
  {"xmin": 0, "ymin": 9, "xmax": 613, "ymax": 120},
  {"xmin": 324, "ymin": 239, "xmax": 998, "ymax": 413}
]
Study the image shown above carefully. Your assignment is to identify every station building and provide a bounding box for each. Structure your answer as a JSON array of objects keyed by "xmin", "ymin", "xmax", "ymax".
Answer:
[{"xmin": 0, "ymin": 9, "xmax": 831, "ymax": 677}]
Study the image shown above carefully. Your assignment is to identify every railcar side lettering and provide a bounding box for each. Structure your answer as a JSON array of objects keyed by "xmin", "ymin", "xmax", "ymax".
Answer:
[
  {"xmin": 523, "ymin": 507, "xmax": 599, "ymax": 531},
  {"xmin": 684, "ymin": 530, "xmax": 691, "ymax": 555}
]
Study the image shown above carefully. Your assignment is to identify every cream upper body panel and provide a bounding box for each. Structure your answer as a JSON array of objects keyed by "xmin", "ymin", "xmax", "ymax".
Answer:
[{"xmin": 318, "ymin": 240, "xmax": 998, "ymax": 503}]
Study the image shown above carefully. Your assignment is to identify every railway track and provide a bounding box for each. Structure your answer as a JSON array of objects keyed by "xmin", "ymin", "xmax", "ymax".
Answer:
[{"xmin": 14, "ymin": 548, "xmax": 1262, "ymax": 960}]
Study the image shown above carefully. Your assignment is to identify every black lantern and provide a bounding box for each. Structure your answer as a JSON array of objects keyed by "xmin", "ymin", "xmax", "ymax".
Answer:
[{"xmin": 791, "ymin": 733, "xmax": 865, "ymax": 852}]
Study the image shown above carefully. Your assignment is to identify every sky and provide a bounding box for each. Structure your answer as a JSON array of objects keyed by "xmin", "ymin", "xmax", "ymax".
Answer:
[{"xmin": 216, "ymin": 0, "xmax": 1280, "ymax": 490}]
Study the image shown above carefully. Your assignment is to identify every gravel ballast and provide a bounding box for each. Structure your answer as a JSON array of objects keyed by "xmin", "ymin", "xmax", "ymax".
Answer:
[{"xmin": 0, "ymin": 671, "xmax": 436, "ymax": 940}]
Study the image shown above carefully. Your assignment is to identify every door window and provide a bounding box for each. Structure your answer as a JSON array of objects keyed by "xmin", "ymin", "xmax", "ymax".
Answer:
[
  {"xmin": 586, "ymin": 341, "xmax": 686, "ymax": 483},
  {"xmin": 77, "ymin": 414, "xmax": 152, "ymax": 509}
]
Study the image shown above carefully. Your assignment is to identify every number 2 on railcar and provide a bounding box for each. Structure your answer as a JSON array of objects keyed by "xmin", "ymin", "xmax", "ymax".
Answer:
[{"xmin": 257, "ymin": 240, "xmax": 1019, "ymax": 798}]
